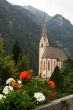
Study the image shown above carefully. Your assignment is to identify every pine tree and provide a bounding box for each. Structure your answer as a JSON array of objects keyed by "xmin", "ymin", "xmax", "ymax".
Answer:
[
  {"xmin": 17, "ymin": 54, "xmax": 30, "ymax": 72},
  {"xmin": 61, "ymin": 59, "xmax": 73, "ymax": 93},
  {"xmin": 0, "ymin": 37, "xmax": 4, "ymax": 56},
  {"xmin": 0, "ymin": 56, "xmax": 18, "ymax": 85},
  {"xmin": 12, "ymin": 41, "xmax": 22, "ymax": 64},
  {"xmin": 50, "ymin": 66, "xmax": 64, "ymax": 91}
]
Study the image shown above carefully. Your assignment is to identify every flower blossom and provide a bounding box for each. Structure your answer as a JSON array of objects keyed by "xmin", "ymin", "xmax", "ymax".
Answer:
[
  {"xmin": 20, "ymin": 71, "xmax": 31, "ymax": 81},
  {"xmin": 11, "ymin": 81, "xmax": 20, "ymax": 89},
  {"xmin": 48, "ymin": 80, "xmax": 55, "ymax": 89},
  {"xmin": 3, "ymin": 86, "xmax": 13, "ymax": 94},
  {"xmin": 3, "ymin": 96, "xmax": 6, "ymax": 99},
  {"xmin": 6, "ymin": 78, "xmax": 15, "ymax": 85},
  {"xmin": 34, "ymin": 92, "xmax": 45, "ymax": 102},
  {"xmin": 49, "ymin": 92, "xmax": 56, "ymax": 97},
  {"xmin": 18, "ymin": 80, "xmax": 22, "ymax": 84},
  {"xmin": 0, "ymin": 94, "xmax": 6, "ymax": 100},
  {"xmin": 0, "ymin": 94, "xmax": 4, "ymax": 100},
  {"xmin": 9, "ymin": 86, "xmax": 13, "ymax": 91}
]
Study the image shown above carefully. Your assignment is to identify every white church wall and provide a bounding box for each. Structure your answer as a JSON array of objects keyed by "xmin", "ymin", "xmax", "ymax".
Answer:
[
  {"xmin": 39, "ymin": 58, "xmax": 63, "ymax": 79},
  {"xmin": 39, "ymin": 37, "xmax": 44, "ymax": 60},
  {"xmin": 47, "ymin": 59, "xmax": 62, "ymax": 78},
  {"xmin": 59, "ymin": 62, "xmax": 62, "ymax": 68},
  {"xmin": 51, "ymin": 59, "xmax": 55, "ymax": 73},
  {"xmin": 46, "ymin": 58, "xmax": 58, "ymax": 78},
  {"xmin": 39, "ymin": 37, "xmax": 45, "ymax": 77}
]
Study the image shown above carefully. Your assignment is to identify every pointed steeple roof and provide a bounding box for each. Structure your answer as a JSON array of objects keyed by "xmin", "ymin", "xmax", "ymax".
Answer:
[{"xmin": 41, "ymin": 13, "xmax": 47, "ymax": 39}]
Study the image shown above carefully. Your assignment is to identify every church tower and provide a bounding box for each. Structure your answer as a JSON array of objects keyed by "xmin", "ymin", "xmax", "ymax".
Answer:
[
  {"xmin": 39, "ymin": 13, "xmax": 67, "ymax": 79},
  {"xmin": 39, "ymin": 13, "xmax": 49, "ymax": 78}
]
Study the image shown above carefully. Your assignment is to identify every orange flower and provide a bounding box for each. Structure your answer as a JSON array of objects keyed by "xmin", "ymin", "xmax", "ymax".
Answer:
[
  {"xmin": 11, "ymin": 81, "xmax": 20, "ymax": 89},
  {"xmin": 49, "ymin": 92, "xmax": 56, "ymax": 97},
  {"xmin": 27, "ymin": 70, "xmax": 33, "ymax": 73},
  {"xmin": 20, "ymin": 71, "xmax": 28, "ymax": 80},
  {"xmin": 26, "ymin": 74, "xmax": 31, "ymax": 80},
  {"xmin": 48, "ymin": 80, "xmax": 55, "ymax": 89},
  {"xmin": 20, "ymin": 71, "xmax": 31, "ymax": 81}
]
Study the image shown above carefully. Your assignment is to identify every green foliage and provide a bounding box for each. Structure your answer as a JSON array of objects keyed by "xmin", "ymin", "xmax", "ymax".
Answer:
[
  {"xmin": 0, "ymin": 91, "xmax": 35, "ymax": 110},
  {"xmin": 23, "ymin": 78, "xmax": 48, "ymax": 95},
  {"xmin": 0, "ymin": 37, "xmax": 19, "ymax": 85},
  {"xmin": 0, "ymin": 56, "xmax": 18, "ymax": 85},
  {"xmin": 61, "ymin": 59, "xmax": 73, "ymax": 93},
  {"xmin": 0, "ymin": 78, "xmax": 54, "ymax": 110},
  {"xmin": 17, "ymin": 54, "xmax": 30, "ymax": 72},
  {"xmin": 1, "ymin": 0, "xmax": 73, "ymax": 75},
  {"xmin": 50, "ymin": 66, "xmax": 64, "ymax": 91},
  {"xmin": 4, "ymin": 91, "xmax": 35, "ymax": 110},
  {"xmin": 0, "ymin": 39, "xmax": 30, "ymax": 85},
  {"xmin": 12, "ymin": 41, "xmax": 22, "ymax": 64},
  {"xmin": 0, "ymin": 37, "xmax": 4, "ymax": 56}
]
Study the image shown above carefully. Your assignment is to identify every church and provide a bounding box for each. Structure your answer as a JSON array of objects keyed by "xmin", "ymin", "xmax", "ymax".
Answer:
[{"xmin": 39, "ymin": 15, "xmax": 67, "ymax": 79}]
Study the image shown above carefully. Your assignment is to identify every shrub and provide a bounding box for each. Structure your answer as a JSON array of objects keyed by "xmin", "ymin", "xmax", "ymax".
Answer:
[
  {"xmin": 0, "ymin": 77, "xmax": 57, "ymax": 110},
  {"xmin": 3, "ymin": 90, "xmax": 35, "ymax": 110},
  {"xmin": 50, "ymin": 66, "xmax": 64, "ymax": 91},
  {"xmin": 0, "ymin": 56, "xmax": 18, "ymax": 85}
]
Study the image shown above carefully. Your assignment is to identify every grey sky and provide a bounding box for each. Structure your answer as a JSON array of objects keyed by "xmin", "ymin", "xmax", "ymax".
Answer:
[{"xmin": 7, "ymin": 0, "xmax": 73, "ymax": 24}]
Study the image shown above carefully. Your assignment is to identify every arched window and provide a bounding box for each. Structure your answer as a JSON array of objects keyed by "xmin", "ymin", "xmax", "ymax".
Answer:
[
  {"xmin": 43, "ymin": 61, "xmax": 45, "ymax": 70},
  {"xmin": 40, "ymin": 61, "xmax": 43, "ymax": 71},
  {"xmin": 48, "ymin": 61, "xmax": 50, "ymax": 70},
  {"xmin": 41, "ymin": 43, "xmax": 43, "ymax": 47}
]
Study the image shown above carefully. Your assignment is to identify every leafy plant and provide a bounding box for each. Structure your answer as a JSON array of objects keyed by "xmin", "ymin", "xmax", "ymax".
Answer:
[{"xmin": 50, "ymin": 66, "xmax": 64, "ymax": 91}]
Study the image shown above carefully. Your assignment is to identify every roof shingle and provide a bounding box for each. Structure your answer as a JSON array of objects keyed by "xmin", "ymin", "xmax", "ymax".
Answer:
[{"xmin": 42, "ymin": 46, "xmax": 67, "ymax": 61}]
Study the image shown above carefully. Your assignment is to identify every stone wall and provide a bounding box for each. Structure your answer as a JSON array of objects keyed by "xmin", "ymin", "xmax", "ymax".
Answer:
[{"xmin": 33, "ymin": 94, "xmax": 73, "ymax": 110}]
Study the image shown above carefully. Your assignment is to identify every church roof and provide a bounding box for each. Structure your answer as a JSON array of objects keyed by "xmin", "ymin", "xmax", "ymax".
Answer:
[{"xmin": 42, "ymin": 46, "xmax": 67, "ymax": 61}]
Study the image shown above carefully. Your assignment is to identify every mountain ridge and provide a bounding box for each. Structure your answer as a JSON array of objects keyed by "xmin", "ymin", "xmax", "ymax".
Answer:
[{"xmin": 0, "ymin": 0, "xmax": 73, "ymax": 74}]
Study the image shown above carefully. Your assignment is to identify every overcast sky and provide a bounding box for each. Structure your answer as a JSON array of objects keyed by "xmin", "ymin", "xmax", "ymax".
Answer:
[{"xmin": 7, "ymin": 0, "xmax": 73, "ymax": 24}]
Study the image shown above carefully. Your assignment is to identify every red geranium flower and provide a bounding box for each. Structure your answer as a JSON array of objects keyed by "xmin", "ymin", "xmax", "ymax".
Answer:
[
  {"xmin": 48, "ymin": 80, "xmax": 55, "ymax": 89},
  {"xmin": 49, "ymin": 92, "xmax": 56, "ymax": 97},
  {"xmin": 20, "ymin": 71, "xmax": 31, "ymax": 81}
]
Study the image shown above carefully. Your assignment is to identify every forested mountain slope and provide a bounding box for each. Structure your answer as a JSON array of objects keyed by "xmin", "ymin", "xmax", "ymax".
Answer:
[{"xmin": 0, "ymin": 0, "xmax": 73, "ymax": 75}]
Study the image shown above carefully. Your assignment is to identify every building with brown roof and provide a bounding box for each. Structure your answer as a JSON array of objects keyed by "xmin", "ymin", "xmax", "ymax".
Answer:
[{"xmin": 39, "ymin": 14, "xmax": 67, "ymax": 78}]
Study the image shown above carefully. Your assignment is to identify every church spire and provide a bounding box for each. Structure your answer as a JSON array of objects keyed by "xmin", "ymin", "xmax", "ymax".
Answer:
[{"xmin": 41, "ymin": 13, "xmax": 47, "ymax": 38}]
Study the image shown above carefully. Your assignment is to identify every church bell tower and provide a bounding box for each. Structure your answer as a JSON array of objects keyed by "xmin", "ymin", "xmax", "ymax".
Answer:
[{"xmin": 39, "ymin": 13, "xmax": 49, "ymax": 78}]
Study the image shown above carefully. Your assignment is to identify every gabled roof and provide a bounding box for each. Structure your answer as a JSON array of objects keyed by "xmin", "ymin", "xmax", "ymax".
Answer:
[{"xmin": 42, "ymin": 46, "xmax": 67, "ymax": 61}]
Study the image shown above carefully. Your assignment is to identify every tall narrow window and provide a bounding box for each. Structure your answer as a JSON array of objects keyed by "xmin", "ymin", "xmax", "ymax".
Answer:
[
  {"xmin": 48, "ymin": 61, "xmax": 50, "ymax": 70},
  {"xmin": 40, "ymin": 61, "xmax": 43, "ymax": 71},
  {"xmin": 41, "ymin": 43, "xmax": 43, "ymax": 47},
  {"xmin": 43, "ymin": 61, "xmax": 45, "ymax": 70}
]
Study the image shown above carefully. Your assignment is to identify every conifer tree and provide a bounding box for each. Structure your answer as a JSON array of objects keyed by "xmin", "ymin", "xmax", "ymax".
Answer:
[
  {"xmin": 12, "ymin": 40, "xmax": 22, "ymax": 64},
  {"xmin": 50, "ymin": 66, "xmax": 64, "ymax": 91},
  {"xmin": 0, "ymin": 37, "xmax": 4, "ymax": 56},
  {"xmin": 17, "ymin": 54, "xmax": 30, "ymax": 72},
  {"xmin": 61, "ymin": 59, "xmax": 73, "ymax": 93},
  {"xmin": 0, "ymin": 56, "xmax": 18, "ymax": 85}
]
